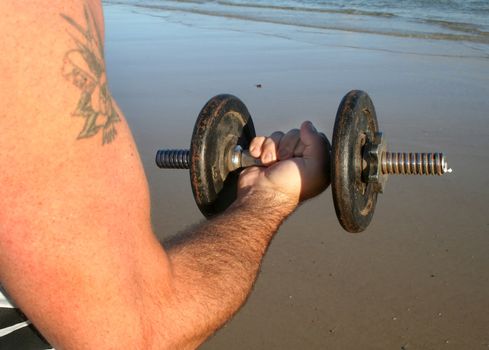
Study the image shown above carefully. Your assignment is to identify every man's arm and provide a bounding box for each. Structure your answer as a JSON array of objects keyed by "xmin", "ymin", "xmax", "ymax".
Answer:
[{"xmin": 0, "ymin": 1, "xmax": 329, "ymax": 349}]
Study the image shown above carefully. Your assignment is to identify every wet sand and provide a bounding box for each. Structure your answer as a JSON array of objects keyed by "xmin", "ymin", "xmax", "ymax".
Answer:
[{"xmin": 104, "ymin": 4, "xmax": 489, "ymax": 349}]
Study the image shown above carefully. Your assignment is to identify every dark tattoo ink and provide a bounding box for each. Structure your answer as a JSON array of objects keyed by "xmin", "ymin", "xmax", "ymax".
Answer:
[{"xmin": 61, "ymin": 5, "xmax": 120, "ymax": 144}]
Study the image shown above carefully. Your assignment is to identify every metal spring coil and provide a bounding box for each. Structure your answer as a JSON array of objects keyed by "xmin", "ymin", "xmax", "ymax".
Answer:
[
  {"xmin": 381, "ymin": 152, "xmax": 447, "ymax": 175},
  {"xmin": 156, "ymin": 149, "xmax": 190, "ymax": 169}
]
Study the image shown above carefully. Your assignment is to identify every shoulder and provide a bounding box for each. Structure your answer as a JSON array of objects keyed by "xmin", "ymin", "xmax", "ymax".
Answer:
[
  {"xmin": 0, "ymin": 0, "xmax": 151, "ymax": 253},
  {"xmin": 0, "ymin": 0, "xmax": 148, "ymax": 217}
]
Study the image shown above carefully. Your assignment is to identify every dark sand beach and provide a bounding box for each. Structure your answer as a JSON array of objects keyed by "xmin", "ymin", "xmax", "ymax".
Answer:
[{"xmin": 104, "ymin": 3, "xmax": 489, "ymax": 349}]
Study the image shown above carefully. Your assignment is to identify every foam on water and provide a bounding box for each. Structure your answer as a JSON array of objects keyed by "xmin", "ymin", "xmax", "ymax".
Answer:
[{"xmin": 104, "ymin": 0, "xmax": 489, "ymax": 44}]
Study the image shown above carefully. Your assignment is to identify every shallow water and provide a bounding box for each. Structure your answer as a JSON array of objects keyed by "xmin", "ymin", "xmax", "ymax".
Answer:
[{"xmin": 105, "ymin": 0, "xmax": 489, "ymax": 44}]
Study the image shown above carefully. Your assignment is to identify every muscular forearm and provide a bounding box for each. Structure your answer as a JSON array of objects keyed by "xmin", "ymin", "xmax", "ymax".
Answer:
[{"xmin": 160, "ymin": 189, "xmax": 297, "ymax": 349}]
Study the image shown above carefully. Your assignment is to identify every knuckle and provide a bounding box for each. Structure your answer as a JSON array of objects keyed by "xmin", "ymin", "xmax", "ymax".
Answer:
[
  {"xmin": 250, "ymin": 136, "xmax": 265, "ymax": 148},
  {"xmin": 263, "ymin": 137, "xmax": 278, "ymax": 148},
  {"xmin": 283, "ymin": 129, "xmax": 300, "ymax": 143},
  {"xmin": 253, "ymin": 136, "xmax": 265, "ymax": 143},
  {"xmin": 270, "ymin": 131, "xmax": 285, "ymax": 138}
]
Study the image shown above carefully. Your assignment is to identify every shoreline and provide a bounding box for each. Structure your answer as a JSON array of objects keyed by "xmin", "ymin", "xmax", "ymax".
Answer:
[{"xmin": 103, "ymin": 0, "xmax": 489, "ymax": 46}]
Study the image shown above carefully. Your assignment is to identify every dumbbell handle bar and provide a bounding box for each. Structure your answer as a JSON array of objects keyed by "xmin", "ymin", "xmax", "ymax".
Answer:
[
  {"xmin": 155, "ymin": 146, "xmax": 262, "ymax": 171},
  {"xmin": 156, "ymin": 147, "xmax": 451, "ymax": 175}
]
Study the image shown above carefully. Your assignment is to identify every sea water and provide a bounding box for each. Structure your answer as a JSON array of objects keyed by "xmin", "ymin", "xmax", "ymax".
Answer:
[{"xmin": 104, "ymin": 0, "xmax": 489, "ymax": 44}]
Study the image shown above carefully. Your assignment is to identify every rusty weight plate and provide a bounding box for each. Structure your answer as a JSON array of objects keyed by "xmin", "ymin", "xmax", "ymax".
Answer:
[
  {"xmin": 190, "ymin": 94, "xmax": 256, "ymax": 218},
  {"xmin": 331, "ymin": 90, "xmax": 379, "ymax": 233}
]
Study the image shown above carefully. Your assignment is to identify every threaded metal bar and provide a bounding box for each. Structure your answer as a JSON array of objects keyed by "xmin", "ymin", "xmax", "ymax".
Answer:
[
  {"xmin": 156, "ymin": 149, "xmax": 452, "ymax": 175},
  {"xmin": 156, "ymin": 149, "xmax": 190, "ymax": 169},
  {"xmin": 381, "ymin": 152, "xmax": 450, "ymax": 175}
]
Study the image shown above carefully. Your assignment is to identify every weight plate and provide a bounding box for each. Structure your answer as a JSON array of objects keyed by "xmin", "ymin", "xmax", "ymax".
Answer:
[
  {"xmin": 331, "ymin": 90, "xmax": 379, "ymax": 233},
  {"xmin": 190, "ymin": 94, "xmax": 256, "ymax": 218}
]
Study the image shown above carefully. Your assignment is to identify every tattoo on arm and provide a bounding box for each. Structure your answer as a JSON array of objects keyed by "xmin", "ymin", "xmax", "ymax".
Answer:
[{"xmin": 61, "ymin": 5, "xmax": 120, "ymax": 145}]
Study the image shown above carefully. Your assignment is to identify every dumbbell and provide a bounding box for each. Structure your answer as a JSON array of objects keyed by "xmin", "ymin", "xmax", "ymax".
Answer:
[{"xmin": 155, "ymin": 91, "xmax": 451, "ymax": 233}]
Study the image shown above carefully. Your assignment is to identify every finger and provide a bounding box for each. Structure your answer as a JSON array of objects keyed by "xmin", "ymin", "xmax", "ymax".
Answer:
[
  {"xmin": 300, "ymin": 121, "xmax": 329, "ymax": 158},
  {"xmin": 319, "ymin": 132, "xmax": 332, "ymax": 153},
  {"xmin": 277, "ymin": 128, "xmax": 300, "ymax": 160},
  {"xmin": 261, "ymin": 131, "xmax": 284, "ymax": 164},
  {"xmin": 299, "ymin": 121, "xmax": 319, "ymax": 147},
  {"xmin": 293, "ymin": 142, "xmax": 306, "ymax": 157},
  {"xmin": 249, "ymin": 136, "xmax": 266, "ymax": 157}
]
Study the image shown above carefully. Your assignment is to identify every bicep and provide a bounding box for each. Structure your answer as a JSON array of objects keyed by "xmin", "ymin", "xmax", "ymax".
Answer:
[{"xmin": 0, "ymin": 2, "xmax": 170, "ymax": 348}]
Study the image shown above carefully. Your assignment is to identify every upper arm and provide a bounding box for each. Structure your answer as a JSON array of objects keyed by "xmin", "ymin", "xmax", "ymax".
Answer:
[{"xmin": 0, "ymin": 1, "xmax": 171, "ymax": 348}]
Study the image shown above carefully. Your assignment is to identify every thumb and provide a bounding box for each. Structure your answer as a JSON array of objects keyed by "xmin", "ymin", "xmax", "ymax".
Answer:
[
  {"xmin": 300, "ymin": 121, "xmax": 330, "ymax": 160},
  {"xmin": 300, "ymin": 121, "xmax": 319, "ymax": 147}
]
